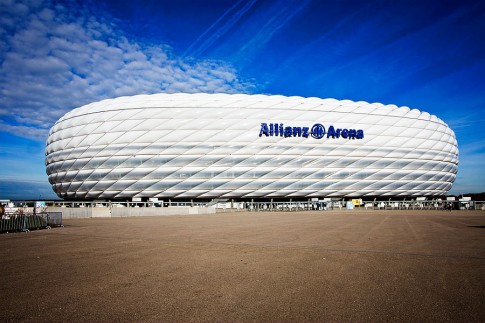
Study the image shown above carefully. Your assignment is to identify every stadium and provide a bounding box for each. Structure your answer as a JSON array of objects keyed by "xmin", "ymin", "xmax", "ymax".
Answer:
[{"xmin": 45, "ymin": 93, "xmax": 458, "ymax": 201}]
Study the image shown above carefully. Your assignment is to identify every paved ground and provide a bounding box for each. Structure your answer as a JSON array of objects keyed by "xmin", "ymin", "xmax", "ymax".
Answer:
[{"xmin": 1, "ymin": 210, "xmax": 485, "ymax": 322}]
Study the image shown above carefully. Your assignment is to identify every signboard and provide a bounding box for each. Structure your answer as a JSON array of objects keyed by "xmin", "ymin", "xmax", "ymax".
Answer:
[
  {"xmin": 259, "ymin": 122, "xmax": 364, "ymax": 139},
  {"xmin": 352, "ymin": 199, "xmax": 362, "ymax": 206},
  {"xmin": 35, "ymin": 201, "xmax": 45, "ymax": 208}
]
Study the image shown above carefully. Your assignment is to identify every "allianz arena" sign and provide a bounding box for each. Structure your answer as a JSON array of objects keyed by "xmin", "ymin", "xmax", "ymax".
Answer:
[{"xmin": 259, "ymin": 123, "xmax": 364, "ymax": 139}]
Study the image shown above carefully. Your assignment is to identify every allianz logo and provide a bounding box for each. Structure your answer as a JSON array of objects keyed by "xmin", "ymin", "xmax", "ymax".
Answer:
[{"xmin": 259, "ymin": 123, "xmax": 364, "ymax": 139}]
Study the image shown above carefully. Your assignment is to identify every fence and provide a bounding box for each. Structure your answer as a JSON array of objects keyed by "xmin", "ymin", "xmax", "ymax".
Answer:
[
  {"xmin": 1, "ymin": 212, "xmax": 63, "ymax": 233},
  {"xmin": 243, "ymin": 200, "xmax": 485, "ymax": 212},
  {"xmin": 2, "ymin": 200, "xmax": 484, "ymax": 218}
]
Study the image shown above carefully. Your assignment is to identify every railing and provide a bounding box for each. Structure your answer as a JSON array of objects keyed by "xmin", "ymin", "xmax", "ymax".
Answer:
[
  {"xmin": 45, "ymin": 201, "xmax": 206, "ymax": 208},
  {"xmin": 357, "ymin": 201, "xmax": 485, "ymax": 211},
  {"xmin": 1, "ymin": 212, "xmax": 63, "ymax": 233},
  {"xmin": 2, "ymin": 200, "xmax": 484, "ymax": 213},
  {"xmin": 241, "ymin": 200, "xmax": 485, "ymax": 212}
]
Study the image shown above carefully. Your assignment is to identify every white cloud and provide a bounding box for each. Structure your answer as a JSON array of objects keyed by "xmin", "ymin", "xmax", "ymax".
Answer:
[
  {"xmin": 0, "ymin": 120, "xmax": 49, "ymax": 140},
  {"xmin": 0, "ymin": 0, "xmax": 254, "ymax": 141}
]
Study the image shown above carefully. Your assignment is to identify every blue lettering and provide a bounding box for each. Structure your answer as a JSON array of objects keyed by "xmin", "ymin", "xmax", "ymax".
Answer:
[
  {"xmin": 259, "ymin": 123, "xmax": 364, "ymax": 140},
  {"xmin": 348, "ymin": 129, "xmax": 356, "ymax": 139},
  {"xmin": 356, "ymin": 130, "xmax": 364, "ymax": 139},
  {"xmin": 302, "ymin": 127, "xmax": 309, "ymax": 137},
  {"xmin": 259, "ymin": 123, "xmax": 269, "ymax": 137},
  {"xmin": 284, "ymin": 126, "xmax": 292, "ymax": 137}
]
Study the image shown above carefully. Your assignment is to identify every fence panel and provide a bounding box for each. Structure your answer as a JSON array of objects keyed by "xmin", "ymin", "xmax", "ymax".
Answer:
[
  {"xmin": 25, "ymin": 214, "xmax": 48, "ymax": 230},
  {"xmin": 1, "ymin": 215, "xmax": 27, "ymax": 233},
  {"xmin": 46, "ymin": 212, "xmax": 63, "ymax": 227},
  {"xmin": 1, "ymin": 212, "xmax": 63, "ymax": 233}
]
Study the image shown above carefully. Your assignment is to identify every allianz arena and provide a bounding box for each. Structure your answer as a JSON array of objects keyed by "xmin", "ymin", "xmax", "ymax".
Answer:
[{"xmin": 45, "ymin": 93, "xmax": 458, "ymax": 200}]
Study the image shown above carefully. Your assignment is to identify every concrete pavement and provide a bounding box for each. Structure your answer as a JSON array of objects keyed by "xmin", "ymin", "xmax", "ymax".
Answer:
[{"xmin": 1, "ymin": 210, "xmax": 484, "ymax": 322}]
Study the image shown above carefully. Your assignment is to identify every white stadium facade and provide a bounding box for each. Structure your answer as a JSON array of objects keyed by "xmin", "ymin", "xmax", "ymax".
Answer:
[{"xmin": 45, "ymin": 93, "xmax": 458, "ymax": 201}]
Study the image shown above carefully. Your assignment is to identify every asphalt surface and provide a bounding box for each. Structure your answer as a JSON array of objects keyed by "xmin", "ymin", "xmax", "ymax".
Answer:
[{"xmin": 1, "ymin": 210, "xmax": 485, "ymax": 322}]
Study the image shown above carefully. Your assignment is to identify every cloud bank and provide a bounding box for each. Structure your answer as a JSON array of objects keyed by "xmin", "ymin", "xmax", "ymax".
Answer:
[{"xmin": 0, "ymin": 0, "xmax": 253, "ymax": 141}]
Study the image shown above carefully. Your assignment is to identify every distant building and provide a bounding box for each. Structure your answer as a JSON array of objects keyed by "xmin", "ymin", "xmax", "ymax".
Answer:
[{"xmin": 45, "ymin": 93, "xmax": 458, "ymax": 200}]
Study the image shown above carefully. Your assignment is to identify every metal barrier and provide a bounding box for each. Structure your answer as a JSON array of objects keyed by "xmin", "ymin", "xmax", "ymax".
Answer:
[
  {"xmin": 0, "ymin": 215, "xmax": 27, "ymax": 233},
  {"xmin": 46, "ymin": 212, "xmax": 63, "ymax": 227},
  {"xmin": 242, "ymin": 200, "xmax": 485, "ymax": 212},
  {"xmin": 1, "ymin": 200, "xmax": 484, "ymax": 216},
  {"xmin": 1, "ymin": 212, "xmax": 63, "ymax": 233}
]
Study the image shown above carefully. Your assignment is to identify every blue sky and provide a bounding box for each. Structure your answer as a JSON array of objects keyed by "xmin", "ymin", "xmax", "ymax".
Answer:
[{"xmin": 0, "ymin": 0, "xmax": 484, "ymax": 199}]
